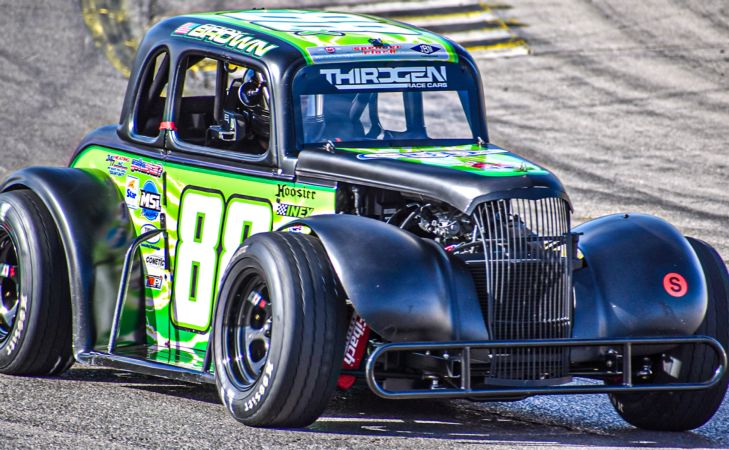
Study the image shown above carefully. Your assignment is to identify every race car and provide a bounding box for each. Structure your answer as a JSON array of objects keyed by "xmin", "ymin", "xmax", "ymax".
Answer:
[{"xmin": 0, "ymin": 9, "xmax": 727, "ymax": 430}]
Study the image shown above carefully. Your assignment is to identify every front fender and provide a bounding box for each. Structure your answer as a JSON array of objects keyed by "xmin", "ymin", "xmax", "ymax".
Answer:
[
  {"xmin": 1, "ymin": 167, "xmax": 134, "ymax": 357},
  {"xmin": 282, "ymin": 215, "xmax": 488, "ymax": 342},
  {"xmin": 572, "ymin": 213, "xmax": 707, "ymax": 361}
]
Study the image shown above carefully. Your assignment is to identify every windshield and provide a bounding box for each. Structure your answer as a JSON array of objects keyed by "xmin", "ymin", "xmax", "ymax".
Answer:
[{"xmin": 293, "ymin": 62, "xmax": 483, "ymax": 149}]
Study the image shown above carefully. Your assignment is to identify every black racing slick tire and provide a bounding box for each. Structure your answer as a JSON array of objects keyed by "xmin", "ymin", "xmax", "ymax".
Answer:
[
  {"xmin": 0, "ymin": 190, "xmax": 73, "ymax": 375},
  {"xmin": 609, "ymin": 237, "xmax": 729, "ymax": 431},
  {"xmin": 212, "ymin": 232, "xmax": 347, "ymax": 427}
]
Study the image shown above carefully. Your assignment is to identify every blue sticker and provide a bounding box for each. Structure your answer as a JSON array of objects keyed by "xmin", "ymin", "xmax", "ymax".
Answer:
[
  {"xmin": 411, "ymin": 44, "xmax": 441, "ymax": 55},
  {"xmin": 140, "ymin": 180, "xmax": 161, "ymax": 221}
]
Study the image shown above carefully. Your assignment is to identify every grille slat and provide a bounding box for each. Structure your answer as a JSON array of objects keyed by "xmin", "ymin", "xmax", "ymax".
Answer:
[{"xmin": 469, "ymin": 197, "xmax": 572, "ymax": 383}]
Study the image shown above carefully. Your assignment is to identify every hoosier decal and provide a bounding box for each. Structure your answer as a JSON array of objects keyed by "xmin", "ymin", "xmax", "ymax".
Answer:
[{"xmin": 172, "ymin": 22, "xmax": 278, "ymax": 58}]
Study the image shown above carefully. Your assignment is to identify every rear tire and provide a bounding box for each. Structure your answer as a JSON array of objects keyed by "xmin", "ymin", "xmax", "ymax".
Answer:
[
  {"xmin": 609, "ymin": 237, "xmax": 729, "ymax": 431},
  {"xmin": 213, "ymin": 232, "xmax": 346, "ymax": 427},
  {"xmin": 0, "ymin": 190, "xmax": 73, "ymax": 375}
]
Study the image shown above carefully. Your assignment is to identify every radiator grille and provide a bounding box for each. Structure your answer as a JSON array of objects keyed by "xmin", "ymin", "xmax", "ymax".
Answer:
[{"xmin": 470, "ymin": 197, "xmax": 572, "ymax": 383}]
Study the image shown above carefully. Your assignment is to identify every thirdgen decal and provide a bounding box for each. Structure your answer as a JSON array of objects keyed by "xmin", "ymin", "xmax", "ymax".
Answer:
[
  {"xmin": 357, "ymin": 149, "xmax": 507, "ymax": 160},
  {"xmin": 172, "ymin": 22, "xmax": 278, "ymax": 58},
  {"xmin": 320, "ymin": 66, "xmax": 447, "ymax": 90}
]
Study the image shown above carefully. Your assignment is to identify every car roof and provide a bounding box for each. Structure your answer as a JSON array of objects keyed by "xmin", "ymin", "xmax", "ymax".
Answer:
[{"xmin": 171, "ymin": 9, "xmax": 461, "ymax": 66}]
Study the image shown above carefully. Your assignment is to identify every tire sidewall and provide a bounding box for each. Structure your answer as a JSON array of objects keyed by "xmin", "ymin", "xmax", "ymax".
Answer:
[
  {"xmin": 0, "ymin": 192, "xmax": 48, "ymax": 369},
  {"xmin": 213, "ymin": 236, "xmax": 298, "ymax": 422}
]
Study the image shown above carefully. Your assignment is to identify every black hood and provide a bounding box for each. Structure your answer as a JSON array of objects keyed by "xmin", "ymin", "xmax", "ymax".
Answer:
[{"xmin": 295, "ymin": 145, "xmax": 570, "ymax": 214}]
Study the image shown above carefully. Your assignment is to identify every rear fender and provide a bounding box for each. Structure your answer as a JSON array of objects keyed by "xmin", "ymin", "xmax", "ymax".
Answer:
[
  {"xmin": 572, "ymin": 213, "xmax": 707, "ymax": 361},
  {"xmin": 281, "ymin": 215, "xmax": 488, "ymax": 342},
  {"xmin": 1, "ymin": 167, "xmax": 135, "ymax": 357}
]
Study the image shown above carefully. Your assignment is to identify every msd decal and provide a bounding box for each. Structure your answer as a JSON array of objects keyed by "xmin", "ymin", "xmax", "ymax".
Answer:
[{"xmin": 320, "ymin": 66, "xmax": 447, "ymax": 90}]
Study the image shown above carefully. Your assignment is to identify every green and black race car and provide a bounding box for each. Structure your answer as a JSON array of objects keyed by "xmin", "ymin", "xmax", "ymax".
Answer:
[{"xmin": 0, "ymin": 9, "xmax": 727, "ymax": 429}]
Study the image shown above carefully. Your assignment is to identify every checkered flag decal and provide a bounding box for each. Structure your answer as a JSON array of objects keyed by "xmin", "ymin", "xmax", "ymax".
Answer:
[{"xmin": 276, "ymin": 203, "xmax": 288, "ymax": 216}]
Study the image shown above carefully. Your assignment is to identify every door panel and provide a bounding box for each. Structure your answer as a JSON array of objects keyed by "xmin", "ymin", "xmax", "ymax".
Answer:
[
  {"xmin": 163, "ymin": 161, "xmax": 336, "ymax": 354},
  {"xmin": 70, "ymin": 146, "xmax": 170, "ymax": 349}
]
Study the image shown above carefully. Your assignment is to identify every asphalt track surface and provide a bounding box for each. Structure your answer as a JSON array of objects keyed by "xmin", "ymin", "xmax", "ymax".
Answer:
[{"xmin": 1, "ymin": 0, "xmax": 728, "ymax": 448}]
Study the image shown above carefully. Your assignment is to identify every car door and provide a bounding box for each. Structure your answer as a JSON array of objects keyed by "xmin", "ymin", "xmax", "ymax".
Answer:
[{"xmin": 162, "ymin": 54, "xmax": 336, "ymax": 363}]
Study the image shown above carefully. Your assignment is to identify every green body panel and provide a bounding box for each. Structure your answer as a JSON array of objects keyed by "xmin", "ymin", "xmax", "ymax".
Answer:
[
  {"xmin": 340, "ymin": 144, "xmax": 549, "ymax": 177},
  {"xmin": 179, "ymin": 10, "xmax": 459, "ymax": 64},
  {"xmin": 71, "ymin": 146, "xmax": 336, "ymax": 366}
]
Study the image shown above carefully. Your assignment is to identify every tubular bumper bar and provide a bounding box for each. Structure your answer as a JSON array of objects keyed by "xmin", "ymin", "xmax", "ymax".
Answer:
[{"xmin": 365, "ymin": 336, "xmax": 727, "ymax": 400}]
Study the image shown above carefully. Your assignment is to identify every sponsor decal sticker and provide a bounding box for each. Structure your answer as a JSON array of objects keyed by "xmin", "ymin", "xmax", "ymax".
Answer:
[
  {"xmin": 467, "ymin": 161, "xmax": 527, "ymax": 171},
  {"xmin": 352, "ymin": 44, "xmax": 401, "ymax": 55},
  {"xmin": 125, "ymin": 176, "xmax": 139, "ymax": 209},
  {"xmin": 357, "ymin": 148, "xmax": 506, "ymax": 160},
  {"xmin": 145, "ymin": 255, "xmax": 166, "ymax": 269},
  {"xmin": 338, "ymin": 314, "xmax": 370, "ymax": 390},
  {"xmin": 171, "ymin": 22, "xmax": 278, "ymax": 58},
  {"xmin": 131, "ymin": 159, "xmax": 163, "ymax": 178},
  {"xmin": 145, "ymin": 275, "xmax": 163, "ymax": 290},
  {"xmin": 224, "ymin": 11, "xmax": 421, "ymax": 36},
  {"xmin": 663, "ymin": 272, "xmax": 688, "ymax": 297},
  {"xmin": 106, "ymin": 154, "xmax": 129, "ymax": 177},
  {"xmin": 320, "ymin": 66, "xmax": 448, "ymax": 90},
  {"xmin": 283, "ymin": 224, "xmax": 311, "ymax": 234},
  {"xmin": 140, "ymin": 180, "xmax": 161, "ymax": 221},
  {"xmin": 276, "ymin": 202, "xmax": 314, "ymax": 218},
  {"xmin": 276, "ymin": 184, "xmax": 317, "ymax": 200},
  {"xmin": 140, "ymin": 223, "xmax": 161, "ymax": 244},
  {"xmin": 411, "ymin": 43, "xmax": 441, "ymax": 55}
]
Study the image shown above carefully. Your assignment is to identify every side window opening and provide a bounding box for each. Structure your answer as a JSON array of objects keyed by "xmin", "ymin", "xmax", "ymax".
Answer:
[
  {"xmin": 134, "ymin": 50, "xmax": 170, "ymax": 138},
  {"xmin": 176, "ymin": 56, "xmax": 270, "ymax": 155}
]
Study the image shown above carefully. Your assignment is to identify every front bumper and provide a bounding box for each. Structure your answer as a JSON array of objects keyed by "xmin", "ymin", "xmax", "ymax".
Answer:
[{"xmin": 365, "ymin": 336, "xmax": 727, "ymax": 400}]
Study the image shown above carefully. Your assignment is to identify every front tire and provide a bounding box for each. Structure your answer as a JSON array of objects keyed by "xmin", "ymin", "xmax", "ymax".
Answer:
[
  {"xmin": 213, "ymin": 232, "xmax": 346, "ymax": 427},
  {"xmin": 0, "ymin": 190, "xmax": 73, "ymax": 375},
  {"xmin": 609, "ymin": 237, "xmax": 729, "ymax": 431}
]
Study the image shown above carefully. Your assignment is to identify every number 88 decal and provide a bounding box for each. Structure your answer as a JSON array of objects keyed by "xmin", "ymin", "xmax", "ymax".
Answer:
[{"xmin": 172, "ymin": 187, "xmax": 273, "ymax": 331}]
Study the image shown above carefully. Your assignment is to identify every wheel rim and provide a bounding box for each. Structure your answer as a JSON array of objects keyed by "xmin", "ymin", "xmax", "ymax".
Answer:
[
  {"xmin": 224, "ymin": 269, "xmax": 272, "ymax": 390},
  {"xmin": 0, "ymin": 227, "xmax": 20, "ymax": 343}
]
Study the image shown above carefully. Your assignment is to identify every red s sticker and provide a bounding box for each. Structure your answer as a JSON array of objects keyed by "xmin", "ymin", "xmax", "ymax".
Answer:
[{"xmin": 663, "ymin": 272, "xmax": 688, "ymax": 297}]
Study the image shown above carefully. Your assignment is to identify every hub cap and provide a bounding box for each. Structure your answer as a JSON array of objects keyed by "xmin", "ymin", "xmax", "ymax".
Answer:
[
  {"xmin": 0, "ymin": 228, "xmax": 19, "ymax": 342},
  {"xmin": 225, "ymin": 271, "xmax": 272, "ymax": 390}
]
